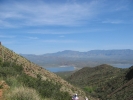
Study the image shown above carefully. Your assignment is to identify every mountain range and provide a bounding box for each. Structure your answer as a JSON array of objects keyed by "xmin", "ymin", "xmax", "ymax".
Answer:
[{"xmin": 21, "ymin": 49, "xmax": 133, "ymax": 68}]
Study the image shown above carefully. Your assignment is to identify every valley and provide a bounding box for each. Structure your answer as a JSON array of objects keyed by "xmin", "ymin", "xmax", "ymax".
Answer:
[
  {"xmin": 1, "ymin": 0, "xmax": 133, "ymax": 100},
  {"xmin": 0, "ymin": 43, "xmax": 133, "ymax": 100}
]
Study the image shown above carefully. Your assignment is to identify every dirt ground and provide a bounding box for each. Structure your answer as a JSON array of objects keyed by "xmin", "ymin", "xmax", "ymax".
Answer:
[
  {"xmin": 0, "ymin": 89, "xmax": 3, "ymax": 100},
  {"xmin": 0, "ymin": 81, "xmax": 10, "ymax": 100}
]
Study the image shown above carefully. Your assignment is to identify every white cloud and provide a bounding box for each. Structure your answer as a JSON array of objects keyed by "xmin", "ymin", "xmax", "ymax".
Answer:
[
  {"xmin": 27, "ymin": 37, "xmax": 39, "ymax": 40},
  {"xmin": 0, "ymin": 0, "xmax": 131, "ymax": 28},
  {"xmin": 59, "ymin": 35, "xmax": 65, "ymax": 38},
  {"xmin": 42, "ymin": 39, "xmax": 78, "ymax": 43},
  {"xmin": 0, "ymin": 0, "xmax": 101, "ymax": 28},
  {"xmin": 0, "ymin": 35, "xmax": 16, "ymax": 38},
  {"xmin": 102, "ymin": 20, "xmax": 123, "ymax": 24},
  {"xmin": 0, "ymin": 20, "xmax": 17, "ymax": 28},
  {"xmin": 27, "ymin": 28, "xmax": 112, "ymax": 35},
  {"xmin": 27, "ymin": 29, "xmax": 75, "ymax": 34}
]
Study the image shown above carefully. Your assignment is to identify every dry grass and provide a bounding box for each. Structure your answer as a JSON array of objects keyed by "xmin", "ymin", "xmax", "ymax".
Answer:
[{"xmin": 4, "ymin": 86, "xmax": 45, "ymax": 100}]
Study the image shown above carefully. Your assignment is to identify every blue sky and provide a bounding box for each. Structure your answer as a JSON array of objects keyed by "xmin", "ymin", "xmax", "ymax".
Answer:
[{"xmin": 0, "ymin": 0, "xmax": 133, "ymax": 54}]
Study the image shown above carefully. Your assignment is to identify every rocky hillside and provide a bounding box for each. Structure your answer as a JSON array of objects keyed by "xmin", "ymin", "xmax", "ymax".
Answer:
[
  {"xmin": 67, "ymin": 64, "xmax": 133, "ymax": 100},
  {"xmin": 0, "ymin": 43, "xmax": 96, "ymax": 100}
]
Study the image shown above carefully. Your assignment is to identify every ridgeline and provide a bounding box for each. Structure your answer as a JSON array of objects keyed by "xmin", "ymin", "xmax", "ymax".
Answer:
[{"xmin": 67, "ymin": 64, "xmax": 133, "ymax": 100}]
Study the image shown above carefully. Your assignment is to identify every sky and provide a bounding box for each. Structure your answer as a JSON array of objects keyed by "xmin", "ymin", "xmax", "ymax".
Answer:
[{"xmin": 0, "ymin": 0, "xmax": 133, "ymax": 54}]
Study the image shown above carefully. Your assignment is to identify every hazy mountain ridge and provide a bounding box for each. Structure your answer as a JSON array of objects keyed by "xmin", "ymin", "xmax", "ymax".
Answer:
[
  {"xmin": 22, "ymin": 49, "xmax": 133, "ymax": 57},
  {"xmin": 21, "ymin": 49, "xmax": 133, "ymax": 68}
]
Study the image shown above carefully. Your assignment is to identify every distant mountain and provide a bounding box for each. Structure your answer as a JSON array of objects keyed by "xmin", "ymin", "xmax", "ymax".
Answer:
[
  {"xmin": 67, "ymin": 64, "xmax": 133, "ymax": 100},
  {"xmin": 21, "ymin": 49, "xmax": 133, "ymax": 68},
  {"xmin": 22, "ymin": 49, "xmax": 133, "ymax": 57}
]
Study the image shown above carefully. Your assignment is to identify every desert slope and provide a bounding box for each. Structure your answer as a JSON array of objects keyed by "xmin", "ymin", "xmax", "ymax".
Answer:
[{"xmin": 0, "ymin": 43, "xmax": 95, "ymax": 99}]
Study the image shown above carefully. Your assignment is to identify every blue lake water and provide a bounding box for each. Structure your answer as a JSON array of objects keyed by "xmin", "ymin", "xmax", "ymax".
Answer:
[
  {"xmin": 46, "ymin": 66, "xmax": 75, "ymax": 72},
  {"xmin": 45, "ymin": 64, "xmax": 133, "ymax": 72},
  {"xmin": 109, "ymin": 64, "xmax": 133, "ymax": 68}
]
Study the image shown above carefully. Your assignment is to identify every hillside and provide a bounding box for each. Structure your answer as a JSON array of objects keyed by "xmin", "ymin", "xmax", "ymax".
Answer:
[
  {"xmin": 67, "ymin": 64, "xmax": 125, "ymax": 86},
  {"xmin": 67, "ymin": 64, "xmax": 133, "ymax": 100},
  {"xmin": 21, "ymin": 49, "xmax": 133, "ymax": 68},
  {"xmin": 0, "ymin": 43, "xmax": 96, "ymax": 100}
]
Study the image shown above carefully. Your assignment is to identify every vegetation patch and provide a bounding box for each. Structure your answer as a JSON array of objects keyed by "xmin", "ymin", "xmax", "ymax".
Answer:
[
  {"xmin": 0, "ymin": 57, "xmax": 71, "ymax": 100},
  {"xmin": 83, "ymin": 86, "xmax": 96, "ymax": 93},
  {"xmin": 5, "ymin": 86, "xmax": 42, "ymax": 100},
  {"xmin": 0, "ymin": 84, "xmax": 3, "ymax": 89},
  {"xmin": 67, "ymin": 64, "xmax": 133, "ymax": 100}
]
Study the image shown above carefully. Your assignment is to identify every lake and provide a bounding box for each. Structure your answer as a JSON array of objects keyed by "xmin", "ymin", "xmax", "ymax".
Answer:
[
  {"xmin": 45, "ymin": 64, "xmax": 133, "ymax": 72},
  {"xmin": 45, "ymin": 66, "xmax": 75, "ymax": 72},
  {"xmin": 109, "ymin": 64, "xmax": 133, "ymax": 68}
]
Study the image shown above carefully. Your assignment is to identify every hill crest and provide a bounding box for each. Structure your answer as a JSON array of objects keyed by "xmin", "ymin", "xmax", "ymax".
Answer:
[{"xmin": 67, "ymin": 64, "xmax": 133, "ymax": 99}]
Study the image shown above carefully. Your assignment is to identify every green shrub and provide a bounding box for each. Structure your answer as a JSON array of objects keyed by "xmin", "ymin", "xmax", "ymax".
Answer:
[
  {"xmin": 83, "ymin": 86, "xmax": 95, "ymax": 93},
  {"xmin": 0, "ymin": 57, "xmax": 3, "ymax": 67},
  {"xmin": 0, "ymin": 84, "xmax": 3, "ymax": 89},
  {"xmin": 5, "ymin": 77, "xmax": 22, "ymax": 88},
  {"xmin": 0, "ymin": 58, "xmax": 71, "ymax": 100},
  {"xmin": 12, "ymin": 62, "xmax": 23, "ymax": 73},
  {"xmin": 17, "ymin": 74, "xmax": 71, "ymax": 100},
  {"xmin": 0, "ymin": 61, "xmax": 23, "ymax": 78},
  {"xmin": 2, "ymin": 61, "xmax": 10, "ymax": 67}
]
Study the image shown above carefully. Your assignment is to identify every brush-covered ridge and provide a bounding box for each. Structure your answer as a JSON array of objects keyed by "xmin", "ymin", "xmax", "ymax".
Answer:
[
  {"xmin": 0, "ymin": 43, "xmax": 96, "ymax": 100},
  {"xmin": 67, "ymin": 64, "xmax": 133, "ymax": 100}
]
